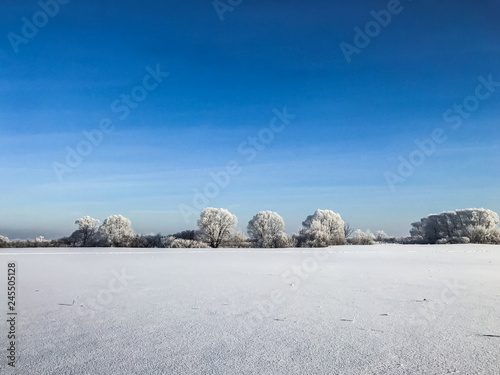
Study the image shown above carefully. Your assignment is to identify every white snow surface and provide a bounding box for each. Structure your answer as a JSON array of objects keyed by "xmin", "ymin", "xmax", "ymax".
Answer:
[{"xmin": 1, "ymin": 244, "xmax": 499, "ymax": 374}]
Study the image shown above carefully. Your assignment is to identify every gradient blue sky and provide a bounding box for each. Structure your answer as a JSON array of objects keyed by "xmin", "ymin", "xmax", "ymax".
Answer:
[{"xmin": 1, "ymin": 0, "xmax": 499, "ymax": 239}]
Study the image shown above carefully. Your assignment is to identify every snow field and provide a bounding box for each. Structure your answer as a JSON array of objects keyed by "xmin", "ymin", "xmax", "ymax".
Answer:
[{"xmin": 0, "ymin": 245, "xmax": 499, "ymax": 374}]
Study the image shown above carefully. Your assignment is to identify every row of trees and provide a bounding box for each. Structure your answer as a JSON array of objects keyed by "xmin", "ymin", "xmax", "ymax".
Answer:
[
  {"xmin": 0, "ymin": 209, "xmax": 349, "ymax": 249},
  {"xmin": 1, "ymin": 207, "xmax": 499, "ymax": 248},
  {"xmin": 195, "ymin": 208, "xmax": 348, "ymax": 248}
]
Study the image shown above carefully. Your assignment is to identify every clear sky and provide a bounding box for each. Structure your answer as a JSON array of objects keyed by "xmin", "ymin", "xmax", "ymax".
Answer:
[{"xmin": 1, "ymin": 0, "xmax": 499, "ymax": 239}]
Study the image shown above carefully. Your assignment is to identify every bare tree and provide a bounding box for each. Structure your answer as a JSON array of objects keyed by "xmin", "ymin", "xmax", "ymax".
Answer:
[{"xmin": 343, "ymin": 222, "xmax": 354, "ymax": 239}]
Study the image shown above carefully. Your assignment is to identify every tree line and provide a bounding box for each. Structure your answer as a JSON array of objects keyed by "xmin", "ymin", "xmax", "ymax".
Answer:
[{"xmin": 1, "ymin": 207, "xmax": 499, "ymax": 248}]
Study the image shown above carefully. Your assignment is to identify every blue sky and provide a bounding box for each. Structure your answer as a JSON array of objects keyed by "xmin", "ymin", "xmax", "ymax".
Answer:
[{"xmin": 1, "ymin": 0, "xmax": 499, "ymax": 239}]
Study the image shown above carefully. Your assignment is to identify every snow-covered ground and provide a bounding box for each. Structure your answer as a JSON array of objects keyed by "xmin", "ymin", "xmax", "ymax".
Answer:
[{"xmin": 1, "ymin": 245, "xmax": 499, "ymax": 374}]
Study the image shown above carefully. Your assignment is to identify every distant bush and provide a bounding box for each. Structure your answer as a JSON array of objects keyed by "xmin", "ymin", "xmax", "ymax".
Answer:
[
  {"xmin": 127, "ymin": 234, "xmax": 163, "ymax": 248},
  {"xmin": 351, "ymin": 229, "xmax": 376, "ymax": 245},
  {"xmin": 171, "ymin": 230, "xmax": 197, "ymax": 240},
  {"xmin": 224, "ymin": 232, "xmax": 252, "ymax": 248},
  {"xmin": 436, "ymin": 237, "xmax": 470, "ymax": 245},
  {"xmin": 162, "ymin": 236, "xmax": 209, "ymax": 248}
]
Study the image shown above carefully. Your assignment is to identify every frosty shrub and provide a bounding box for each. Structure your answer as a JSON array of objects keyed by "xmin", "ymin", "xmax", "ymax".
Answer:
[
  {"xmin": 410, "ymin": 208, "xmax": 500, "ymax": 244},
  {"xmin": 275, "ymin": 232, "xmax": 296, "ymax": 248},
  {"xmin": 490, "ymin": 228, "xmax": 500, "ymax": 244},
  {"xmin": 162, "ymin": 236, "xmax": 209, "ymax": 248},
  {"xmin": 197, "ymin": 207, "xmax": 237, "ymax": 248},
  {"xmin": 222, "ymin": 232, "xmax": 251, "ymax": 248},
  {"xmin": 436, "ymin": 237, "xmax": 470, "ymax": 245},
  {"xmin": 298, "ymin": 209, "xmax": 346, "ymax": 247},
  {"xmin": 247, "ymin": 211, "xmax": 292, "ymax": 248},
  {"xmin": 0, "ymin": 235, "xmax": 9, "ymax": 248},
  {"xmin": 466, "ymin": 225, "xmax": 500, "ymax": 244},
  {"xmin": 454, "ymin": 236, "xmax": 471, "ymax": 244},
  {"xmin": 99, "ymin": 215, "xmax": 135, "ymax": 247},
  {"xmin": 127, "ymin": 234, "xmax": 163, "ymax": 248},
  {"xmin": 351, "ymin": 229, "xmax": 376, "ymax": 245}
]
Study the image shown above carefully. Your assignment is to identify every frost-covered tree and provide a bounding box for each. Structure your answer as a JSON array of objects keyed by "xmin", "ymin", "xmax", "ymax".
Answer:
[
  {"xmin": 409, "ymin": 221, "xmax": 424, "ymax": 241},
  {"xmin": 410, "ymin": 208, "xmax": 500, "ymax": 244},
  {"xmin": 351, "ymin": 229, "xmax": 376, "ymax": 245},
  {"xmin": 298, "ymin": 209, "xmax": 346, "ymax": 247},
  {"xmin": 99, "ymin": 215, "xmax": 135, "ymax": 247},
  {"xmin": 73, "ymin": 216, "xmax": 100, "ymax": 246},
  {"xmin": 466, "ymin": 225, "xmax": 500, "ymax": 244},
  {"xmin": 197, "ymin": 207, "xmax": 237, "ymax": 248},
  {"xmin": 247, "ymin": 211, "xmax": 291, "ymax": 248},
  {"xmin": 375, "ymin": 230, "xmax": 389, "ymax": 242}
]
